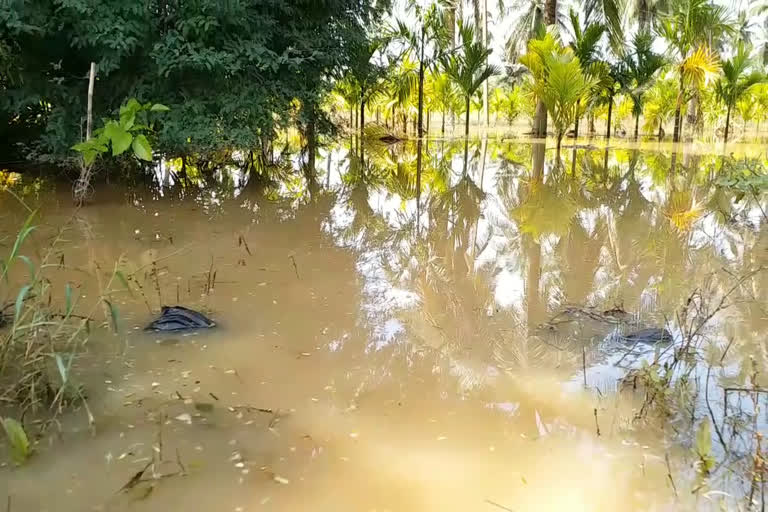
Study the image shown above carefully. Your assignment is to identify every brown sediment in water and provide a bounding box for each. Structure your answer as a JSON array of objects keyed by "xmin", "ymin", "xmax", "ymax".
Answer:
[{"xmin": 1, "ymin": 140, "xmax": 766, "ymax": 511}]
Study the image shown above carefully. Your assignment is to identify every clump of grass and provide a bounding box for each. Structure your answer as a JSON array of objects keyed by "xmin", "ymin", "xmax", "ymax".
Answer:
[{"xmin": 0, "ymin": 194, "xmax": 131, "ymax": 458}]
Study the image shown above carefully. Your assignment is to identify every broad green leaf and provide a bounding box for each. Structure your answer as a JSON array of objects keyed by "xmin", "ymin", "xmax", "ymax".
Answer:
[
  {"xmin": 65, "ymin": 283, "xmax": 73, "ymax": 315},
  {"xmin": 14, "ymin": 284, "xmax": 31, "ymax": 322},
  {"xmin": 132, "ymin": 134, "xmax": 153, "ymax": 161},
  {"xmin": 150, "ymin": 103, "xmax": 170, "ymax": 112},
  {"xmin": 104, "ymin": 122, "xmax": 133, "ymax": 156},
  {"xmin": 1, "ymin": 417, "xmax": 31, "ymax": 465}
]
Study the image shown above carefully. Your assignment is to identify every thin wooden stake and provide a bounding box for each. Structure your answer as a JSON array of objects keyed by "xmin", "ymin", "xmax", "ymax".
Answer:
[{"xmin": 86, "ymin": 62, "xmax": 96, "ymax": 140}]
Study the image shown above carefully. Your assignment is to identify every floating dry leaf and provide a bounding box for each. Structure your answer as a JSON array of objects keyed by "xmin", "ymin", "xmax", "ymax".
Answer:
[{"xmin": 273, "ymin": 475, "xmax": 289, "ymax": 485}]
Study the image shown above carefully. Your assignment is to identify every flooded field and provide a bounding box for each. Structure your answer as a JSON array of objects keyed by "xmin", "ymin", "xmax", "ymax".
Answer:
[{"xmin": 1, "ymin": 138, "xmax": 768, "ymax": 511}]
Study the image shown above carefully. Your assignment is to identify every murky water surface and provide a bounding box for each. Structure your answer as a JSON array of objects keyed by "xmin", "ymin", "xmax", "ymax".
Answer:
[{"xmin": 2, "ymin": 139, "xmax": 767, "ymax": 511}]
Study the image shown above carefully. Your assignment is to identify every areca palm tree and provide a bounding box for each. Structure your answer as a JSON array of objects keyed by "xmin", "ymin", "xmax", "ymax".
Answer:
[
  {"xmin": 521, "ymin": 31, "xmax": 598, "ymax": 159},
  {"xmin": 643, "ymin": 76, "xmax": 678, "ymax": 140},
  {"xmin": 392, "ymin": 1, "xmax": 450, "ymax": 138},
  {"xmin": 714, "ymin": 42, "xmax": 765, "ymax": 143},
  {"xmin": 440, "ymin": 21, "xmax": 498, "ymax": 138},
  {"xmin": 568, "ymin": 9, "xmax": 605, "ymax": 140},
  {"xmin": 430, "ymin": 70, "xmax": 458, "ymax": 134},
  {"xmin": 657, "ymin": 0, "xmax": 731, "ymax": 143},
  {"xmin": 619, "ymin": 31, "xmax": 665, "ymax": 140}
]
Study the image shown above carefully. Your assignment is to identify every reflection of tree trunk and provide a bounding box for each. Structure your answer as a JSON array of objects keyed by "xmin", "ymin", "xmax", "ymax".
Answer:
[
  {"xmin": 570, "ymin": 147, "xmax": 577, "ymax": 174},
  {"xmin": 463, "ymin": 139, "xmax": 469, "ymax": 175},
  {"xmin": 532, "ymin": 141, "xmax": 545, "ymax": 181},
  {"xmin": 416, "ymin": 138, "xmax": 423, "ymax": 236}
]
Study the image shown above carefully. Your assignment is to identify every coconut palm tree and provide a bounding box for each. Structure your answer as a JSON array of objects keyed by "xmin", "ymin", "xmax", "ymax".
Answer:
[
  {"xmin": 656, "ymin": 0, "xmax": 731, "ymax": 143},
  {"xmin": 440, "ymin": 20, "xmax": 497, "ymax": 138},
  {"xmin": 714, "ymin": 42, "xmax": 765, "ymax": 143},
  {"xmin": 521, "ymin": 30, "xmax": 598, "ymax": 159},
  {"xmin": 619, "ymin": 31, "xmax": 666, "ymax": 140}
]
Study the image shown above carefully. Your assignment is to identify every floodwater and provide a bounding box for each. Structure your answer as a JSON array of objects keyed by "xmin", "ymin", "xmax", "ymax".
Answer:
[{"xmin": 1, "ymin": 138, "xmax": 768, "ymax": 511}]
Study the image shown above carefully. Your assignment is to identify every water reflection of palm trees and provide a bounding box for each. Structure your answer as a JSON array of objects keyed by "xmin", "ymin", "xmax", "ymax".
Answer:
[{"xmin": 317, "ymin": 138, "xmax": 768, "ymax": 395}]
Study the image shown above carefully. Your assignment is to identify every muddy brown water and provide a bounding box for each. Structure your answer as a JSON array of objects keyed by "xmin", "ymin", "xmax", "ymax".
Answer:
[{"xmin": 1, "ymin": 140, "xmax": 767, "ymax": 511}]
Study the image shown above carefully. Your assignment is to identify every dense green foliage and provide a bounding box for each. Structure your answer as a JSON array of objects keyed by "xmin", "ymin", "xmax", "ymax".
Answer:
[{"xmin": 1, "ymin": 0, "xmax": 384, "ymax": 163}]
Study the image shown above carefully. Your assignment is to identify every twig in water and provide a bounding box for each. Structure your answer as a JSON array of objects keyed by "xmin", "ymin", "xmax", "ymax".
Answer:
[
  {"xmin": 289, "ymin": 255, "xmax": 300, "ymax": 280},
  {"xmin": 484, "ymin": 499, "xmax": 515, "ymax": 512},
  {"xmin": 593, "ymin": 408, "xmax": 600, "ymax": 437},
  {"xmin": 238, "ymin": 234, "xmax": 252, "ymax": 256},
  {"xmin": 118, "ymin": 461, "xmax": 152, "ymax": 493},
  {"xmin": 705, "ymin": 365, "xmax": 729, "ymax": 455},
  {"xmin": 175, "ymin": 448, "xmax": 187, "ymax": 476},
  {"xmin": 665, "ymin": 452, "xmax": 678, "ymax": 498}
]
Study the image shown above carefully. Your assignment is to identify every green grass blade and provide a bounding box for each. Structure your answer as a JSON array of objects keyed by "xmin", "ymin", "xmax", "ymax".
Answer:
[{"xmin": 14, "ymin": 284, "xmax": 32, "ymax": 323}]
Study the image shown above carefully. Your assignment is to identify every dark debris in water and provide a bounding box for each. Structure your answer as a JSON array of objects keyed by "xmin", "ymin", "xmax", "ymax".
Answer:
[{"xmin": 145, "ymin": 305, "xmax": 215, "ymax": 332}]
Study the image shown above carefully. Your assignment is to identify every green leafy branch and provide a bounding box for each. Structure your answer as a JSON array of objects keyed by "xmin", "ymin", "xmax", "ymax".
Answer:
[{"xmin": 72, "ymin": 98, "xmax": 169, "ymax": 165}]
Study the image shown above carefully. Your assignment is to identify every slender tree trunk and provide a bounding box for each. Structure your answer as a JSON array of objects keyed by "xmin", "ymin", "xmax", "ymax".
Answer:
[
  {"xmin": 403, "ymin": 112, "xmax": 407, "ymax": 134},
  {"xmin": 658, "ymin": 122, "xmax": 663, "ymax": 142},
  {"xmin": 556, "ymin": 133, "xmax": 562, "ymax": 161},
  {"xmin": 350, "ymin": 108, "xmax": 353, "ymax": 129},
  {"xmin": 634, "ymin": 112, "xmax": 640, "ymax": 141},
  {"xmin": 534, "ymin": 101, "xmax": 547, "ymax": 138},
  {"xmin": 360, "ymin": 96, "xmax": 365, "ymax": 142},
  {"xmin": 673, "ymin": 72, "xmax": 684, "ymax": 143},
  {"xmin": 606, "ymin": 94, "xmax": 614, "ymax": 141},
  {"xmin": 376, "ymin": 108, "xmax": 380, "ymax": 124},
  {"xmin": 418, "ymin": 25, "xmax": 425, "ymax": 138},
  {"xmin": 482, "ymin": 0, "xmax": 489, "ymax": 127},
  {"xmin": 724, "ymin": 102, "xmax": 732, "ymax": 143},
  {"xmin": 426, "ymin": 109, "xmax": 431, "ymax": 133},
  {"xmin": 573, "ymin": 99, "xmax": 581, "ymax": 140},
  {"xmin": 465, "ymin": 95, "xmax": 470, "ymax": 137},
  {"xmin": 546, "ymin": 0, "xmax": 557, "ymax": 25},
  {"xmin": 307, "ymin": 102, "xmax": 316, "ymax": 177},
  {"xmin": 442, "ymin": 110, "xmax": 446, "ymax": 134}
]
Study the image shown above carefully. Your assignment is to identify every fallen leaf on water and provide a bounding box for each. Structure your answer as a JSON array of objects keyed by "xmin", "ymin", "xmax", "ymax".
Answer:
[{"xmin": 273, "ymin": 475, "xmax": 289, "ymax": 485}]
